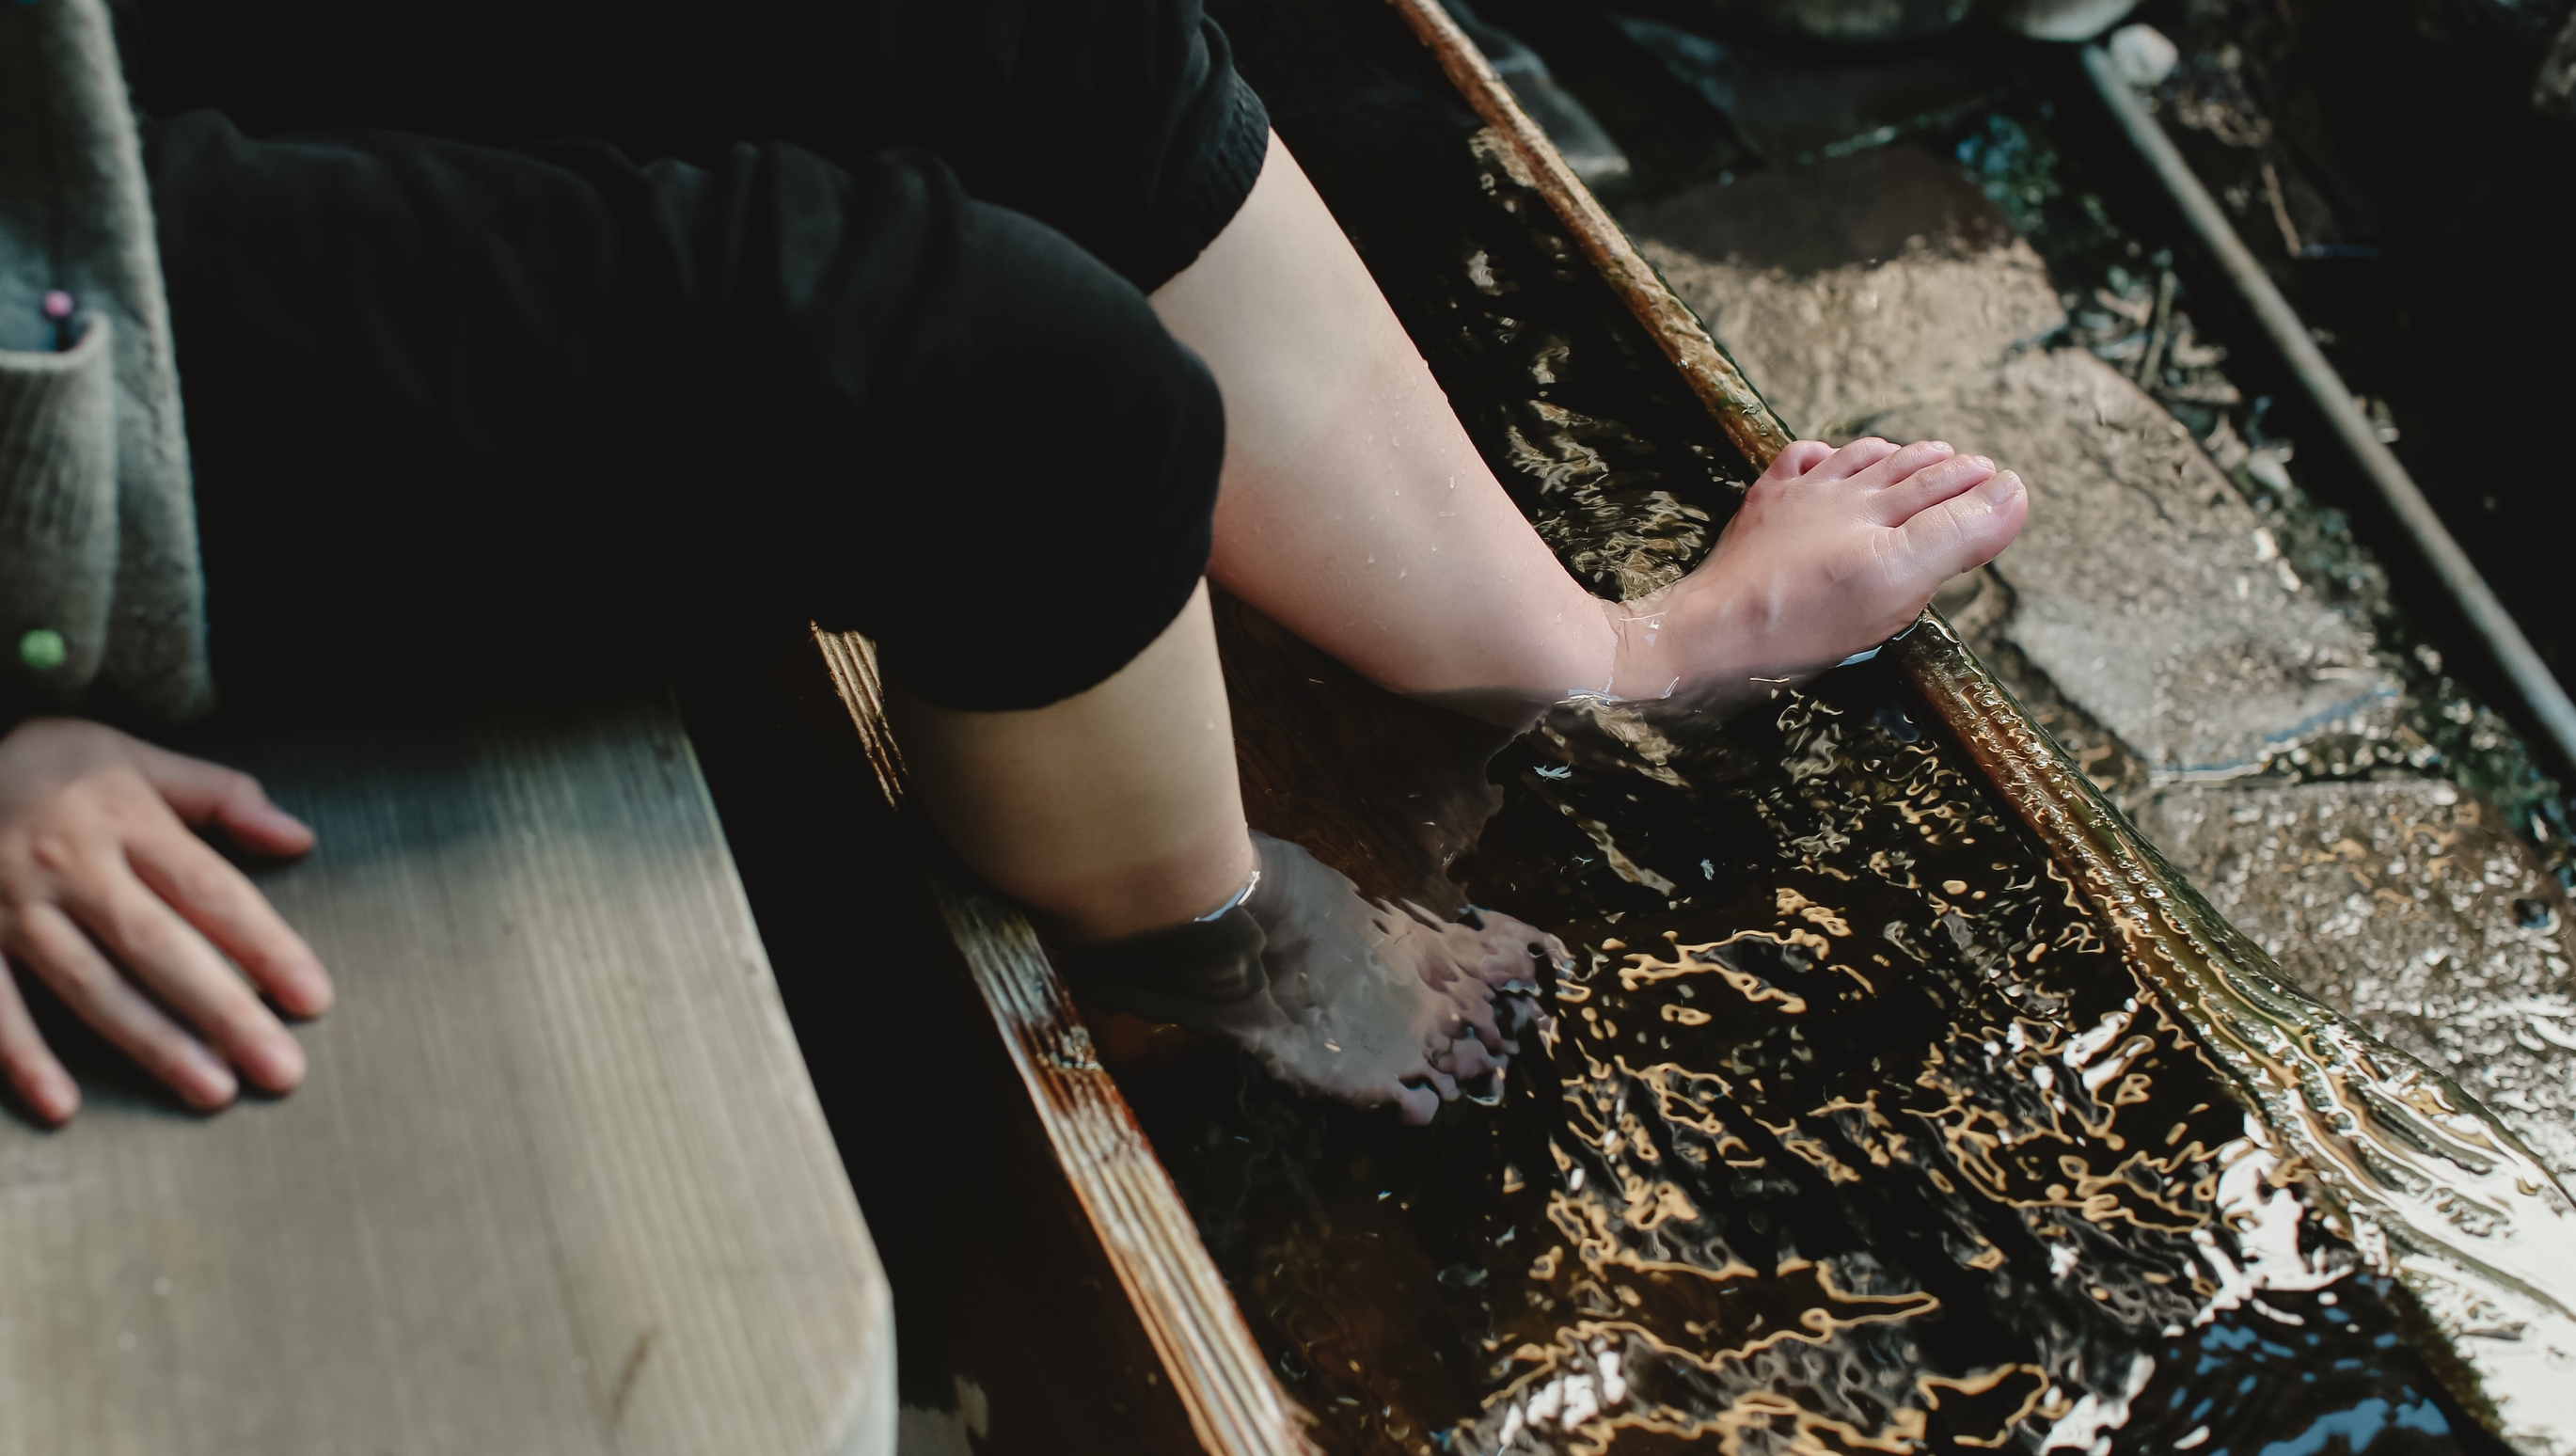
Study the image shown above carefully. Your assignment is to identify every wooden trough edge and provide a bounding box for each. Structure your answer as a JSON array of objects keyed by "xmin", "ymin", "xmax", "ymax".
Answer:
[
  {"xmin": 812, "ymin": 628, "xmax": 1321, "ymax": 1456},
  {"xmin": 1383, "ymin": 2, "xmax": 2576, "ymax": 1448}
]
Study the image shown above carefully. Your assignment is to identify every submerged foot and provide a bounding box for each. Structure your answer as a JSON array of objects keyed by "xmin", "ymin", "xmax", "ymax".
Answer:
[
  {"xmin": 1598, "ymin": 437, "xmax": 2027, "ymax": 713},
  {"xmin": 1058, "ymin": 831, "xmax": 1568, "ymax": 1124},
  {"xmin": 1209, "ymin": 835, "xmax": 1568, "ymax": 1122}
]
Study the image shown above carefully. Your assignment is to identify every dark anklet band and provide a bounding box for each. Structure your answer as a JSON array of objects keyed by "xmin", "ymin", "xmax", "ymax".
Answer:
[{"xmin": 1049, "ymin": 840, "xmax": 1273, "ymax": 1021}]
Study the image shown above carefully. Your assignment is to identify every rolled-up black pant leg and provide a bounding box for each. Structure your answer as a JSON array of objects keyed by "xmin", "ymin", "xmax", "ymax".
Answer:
[
  {"xmin": 127, "ymin": 0, "xmax": 1273, "ymax": 293},
  {"xmin": 146, "ymin": 112, "xmax": 1223, "ymax": 714}
]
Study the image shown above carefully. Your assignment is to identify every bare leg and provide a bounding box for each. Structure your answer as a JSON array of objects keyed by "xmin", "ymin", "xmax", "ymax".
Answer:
[
  {"xmin": 891, "ymin": 583, "xmax": 1561, "ymax": 1121},
  {"xmin": 898, "ymin": 137, "xmax": 2027, "ymax": 1121},
  {"xmin": 1150, "ymin": 134, "xmax": 1613, "ymax": 720},
  {"xmin": 1152, "ymin": 134, "xmax": 2028, "ymax": 724},
  {"xmin": 889, "ymin": 582, "xmax": 1256, "ymax": 942}
]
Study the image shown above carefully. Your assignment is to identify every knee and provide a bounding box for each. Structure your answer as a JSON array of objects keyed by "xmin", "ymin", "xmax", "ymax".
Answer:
[
  {"xmin": 814, "ymin": 198, "xmax": 1225, "ymax": 711},
  {"xmin": 952, "ymin": 202, "xmax": 1225, "ymax": 516}
]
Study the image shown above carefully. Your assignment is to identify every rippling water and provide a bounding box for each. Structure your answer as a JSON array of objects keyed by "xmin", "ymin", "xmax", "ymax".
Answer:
[
  {"xmin": 1127, "ymin": 676, "xmax": 2473, "ymax": 1453},
  {"xmin": 1147, "ymin": 2, "xmax": 2552, "ymax": 1449}
]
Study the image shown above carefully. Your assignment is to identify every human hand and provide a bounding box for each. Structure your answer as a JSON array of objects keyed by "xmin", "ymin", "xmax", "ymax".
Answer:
[{"xmin": 0, "ymin": 717, "xmax": 329, "ymax": 1124}]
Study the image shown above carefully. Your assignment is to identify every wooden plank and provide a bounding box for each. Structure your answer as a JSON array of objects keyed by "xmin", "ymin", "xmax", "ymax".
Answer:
[
  {"xmin": 0, "ymin": 694, "xmax": 893, "ymax": 1456},
  {"xmin": 809, "ymin": 630, "xmax": 1319, "ymax": 1456}
]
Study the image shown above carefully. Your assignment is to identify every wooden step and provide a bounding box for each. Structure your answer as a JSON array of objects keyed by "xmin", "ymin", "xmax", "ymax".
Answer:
[{"xmin": 0, "ymin": 694, "xmax": 893, "ymax": 1456}]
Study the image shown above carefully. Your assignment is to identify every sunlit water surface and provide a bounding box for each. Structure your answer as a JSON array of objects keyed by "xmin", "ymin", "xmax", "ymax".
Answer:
[{"xmin": 1123, "ymin": 8, "xmax": 2498, "ymax": 1450}]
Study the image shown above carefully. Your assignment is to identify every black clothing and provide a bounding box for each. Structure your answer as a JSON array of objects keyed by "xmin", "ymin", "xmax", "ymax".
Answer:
[
  {"xmin": 119, "ymin": 0, "xmax": 1270, "ymax": 297},
  {"xmin": 125, "ymin": 0, "xmax": 1269, "ymax": 713}
]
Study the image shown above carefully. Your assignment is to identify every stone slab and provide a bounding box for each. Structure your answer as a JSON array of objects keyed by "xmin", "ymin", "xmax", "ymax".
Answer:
[
  {"xmin": 2137, "ymin": 778, "xmax": 2576, "ymax": 1183},
  {"xmin": 1637, "ymin": 231, "xmax": 2063, "ymax": 439},
  {"xmin": 1864, "ymin": 347, "xmax": 2394, "ymax": 776}
]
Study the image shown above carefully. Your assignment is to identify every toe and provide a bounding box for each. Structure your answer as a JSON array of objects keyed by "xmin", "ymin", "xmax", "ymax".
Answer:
[
  {"xmin": 1894, "ymin": 470, "xmax": 2030, "ymax": 584},
  {"xmin": 1868, "ymin": 451, "xmax": 1999, "ymax": 525},
  {"xmin": 1448, "ymin": 911, "xmax": 1564, "ymax": 989},
  {"xmin": 1797, "ymin": 436, "xmax": 1903, "ymax": 483},
  {"xmin": 1754, "ymin": 438, "xmax": 1838, "ymax": 488},
  {"xmin": 1447, "ymin": 989, "xmax": 1507, "ymax": 1052},
  {"xmin": 1445, "ymin": 1036, "xmax": 1497, "ymax": 1080},
  {"xmin": 1845, "ymin": 439, "xmax": 1960, "ymax": 493},
  {"xmin": 1460, "ymin": 942, "xmax": 1530, "ymax": 990}
]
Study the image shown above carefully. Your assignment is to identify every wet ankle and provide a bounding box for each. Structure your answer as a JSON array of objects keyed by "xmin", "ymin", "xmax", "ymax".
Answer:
[{"xmin": 1049, "ymin": 900, "xmax": 1272, "ymax": 1022}]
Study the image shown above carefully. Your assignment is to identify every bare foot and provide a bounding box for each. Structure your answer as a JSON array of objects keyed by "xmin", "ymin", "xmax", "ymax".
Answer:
[
  {"xmin": 1198, "ymin": 835, "xmax": 1570, "ymax": 1122},
  {"xmin": 1590, "ymin": 438, "xmax": 2027, "ymax": 713},
  {"xmin": 1057, "ymin": 831, "xmax": 1568, "ymax": 1123}
]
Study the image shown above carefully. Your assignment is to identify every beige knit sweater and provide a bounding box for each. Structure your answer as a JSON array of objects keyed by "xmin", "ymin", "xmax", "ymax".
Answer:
[{"xmin": 0, "ymin": 0, "xmax": 210, "ymax": 724}]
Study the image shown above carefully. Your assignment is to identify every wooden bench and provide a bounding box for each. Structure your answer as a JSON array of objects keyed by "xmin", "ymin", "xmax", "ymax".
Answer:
[{"xmin": 0, "ymin": 694, "xmax": 893, "ymax": 1455}]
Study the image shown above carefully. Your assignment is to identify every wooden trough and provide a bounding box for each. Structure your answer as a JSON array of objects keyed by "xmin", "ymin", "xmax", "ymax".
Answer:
[{"xmin": 7, "ymin": 1, "xmax": 2573, "ymax": 1452}]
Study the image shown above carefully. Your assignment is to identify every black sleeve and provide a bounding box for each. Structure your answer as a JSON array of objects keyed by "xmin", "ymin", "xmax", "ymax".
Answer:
[
  {"xmin": 148, "ymin": 111, "xmax": 1223, "ymax": 713},
  {"xmin": 123, "ymin": 0, "xmax": 1272, "ymax": 292}
]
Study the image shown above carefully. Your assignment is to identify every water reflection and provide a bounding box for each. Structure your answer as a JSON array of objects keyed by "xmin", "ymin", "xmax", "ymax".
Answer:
[
  {"xmin": 1133, "ymin": 8, "xmax": 2566, "ymax": 1449},
  {"xmin": 1124, "ymin": 668, "xmax": 2479, "ymax": 1452},
  {"xmin": 1456, "ymin": 688, "xmax": 2461, "ymax": 1455}
]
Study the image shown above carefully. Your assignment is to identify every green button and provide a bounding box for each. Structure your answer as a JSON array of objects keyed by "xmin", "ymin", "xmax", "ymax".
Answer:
[{"xmin": 19, "ymin": 628, "xmax": 67, "ymax": 672}]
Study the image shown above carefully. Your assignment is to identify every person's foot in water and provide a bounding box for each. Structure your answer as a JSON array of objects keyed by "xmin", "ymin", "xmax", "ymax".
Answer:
[
  {"xmin": 1592, "ymin": 438, "xmax": 2026, "ymax": 712},
  {"xmin": 1077, "ymin": 831, "xmax": 1567, "ymax": 1124}
]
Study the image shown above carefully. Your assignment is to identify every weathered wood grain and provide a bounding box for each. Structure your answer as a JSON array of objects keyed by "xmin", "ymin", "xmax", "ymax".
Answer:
[
  {"xmin": 0, "ymin": 695, "xmax": 893, "ymax": 1456},
  {"xmin": 811, "ymin": 629, "xmax": 1319, "ymax": 1456}
]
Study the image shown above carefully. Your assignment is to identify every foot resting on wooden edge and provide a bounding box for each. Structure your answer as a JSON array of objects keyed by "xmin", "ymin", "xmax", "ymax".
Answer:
[
  {"xmin": 1584, "ymin": 438, "xmax": 2028, "ymax": 716},
  {"xmin": 1052, "ymin": 831, "xmax": 1568, "ymax": 1124}
]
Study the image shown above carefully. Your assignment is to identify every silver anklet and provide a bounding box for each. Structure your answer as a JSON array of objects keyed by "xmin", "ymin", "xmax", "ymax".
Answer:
[{"xmin": 1193, "ymin": 862, "xmax": 1262, "ymax": 923}]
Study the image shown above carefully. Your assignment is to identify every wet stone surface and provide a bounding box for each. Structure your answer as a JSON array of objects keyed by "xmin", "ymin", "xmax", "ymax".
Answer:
[
  {"xmin": 1623, "ymin": 160, "xmax": 2058, "ymax": 439},
  {"xmin": 2138, "ymin": 778, "xmax": 2576, "ymax": 1182}
]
